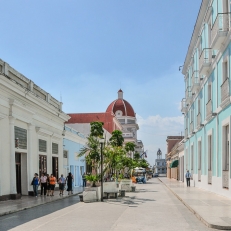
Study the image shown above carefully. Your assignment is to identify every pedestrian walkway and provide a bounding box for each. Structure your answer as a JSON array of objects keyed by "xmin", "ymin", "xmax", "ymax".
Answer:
[
  {"xmin": 2, "ymin": 178, "xmax": 213, "ymax": 231},
  {"xmin": 0, "ymin": 187, "xmax": 83, "ymax": 217},
  {"xmin": 159, "ymin": 177, "xmax": 231, "ymax": 230}
]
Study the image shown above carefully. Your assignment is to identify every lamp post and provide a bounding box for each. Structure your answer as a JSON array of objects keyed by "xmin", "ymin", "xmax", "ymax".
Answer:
[{"xmin": 99, "ymin": 138, "xmax": 104, "ymax": 202}]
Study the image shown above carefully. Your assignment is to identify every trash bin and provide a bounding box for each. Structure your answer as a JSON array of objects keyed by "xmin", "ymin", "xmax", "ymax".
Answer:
[
  {"xmin": 131, "ymin": 186, "xmax": 136, "ymax": 192},
  {"xmin": 120, "ymin": 190, "xmax": 125, "ymax": 197}
]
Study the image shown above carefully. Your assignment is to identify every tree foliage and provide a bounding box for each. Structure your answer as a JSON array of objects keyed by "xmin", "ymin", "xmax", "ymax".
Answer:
[
  {"xmin": 90, "ymin": 121, "xmax": 104, "ymax": 137},
  {"xmin": 109, "ymin": 130, "xmax": 124, "ymax": 147}
]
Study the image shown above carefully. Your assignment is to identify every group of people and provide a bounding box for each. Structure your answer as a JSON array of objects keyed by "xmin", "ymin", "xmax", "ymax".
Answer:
[{"xmin": 31, "ymin": 172, "xmax": 74, "ymax": 197}]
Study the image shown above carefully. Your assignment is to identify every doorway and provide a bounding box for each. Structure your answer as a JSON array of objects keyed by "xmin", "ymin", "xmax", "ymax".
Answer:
[
  {"xmin": 15, "ymin": 153, "xmax": 21, "ymax": 194},
  {"xmin": 52, "ymin": 157, "xmax": 58, "ymax": 179}
]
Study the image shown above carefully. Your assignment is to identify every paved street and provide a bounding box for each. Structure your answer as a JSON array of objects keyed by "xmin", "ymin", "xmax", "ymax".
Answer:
[{"xmin": 0, "ymin": 178, "xmax": 216, "ymax": 231}]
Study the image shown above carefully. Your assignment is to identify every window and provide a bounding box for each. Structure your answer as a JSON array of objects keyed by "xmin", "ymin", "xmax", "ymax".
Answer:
[
  {"xmin": 39, "ymin": 139, "xmax": 47, "ymax": 152},
  {"xmin": 63, "ymin": 150, "xmax": 68, "ymax": 158},
  {"xmin": 208, "ymin": 84, "xmax": 212, "ymax": 101},
  {"xmin": 191, "ymin": 145, "xmax": 194, "ymax": 171},
  {"xmin": 198, "ymin": 99, "xmax": 201, "ymax": 114},
  {"xmin": 223, "ymin": 60, "xmax": 228, "ymax": 83},
  {"xmin": 198, "ymin": 141, "xmax": 202, "ymax": 170},
  {"xmin": 208, "ymin": 135, "xmax": 212, "ymax": 171},
  {"xmin": 191, "ymin": 109, "xmax": 194, "ymax": 122},
  {"xmin": 224, "ymin": 125, "xmax": 229, "ymax": 171},
  {"xmin": 14, "ymin": 126, "xmax": 27, "ymax": 149},
  {"xmin": 39, "ymin": 155, "xmax": 47, "ymax": 176},
  {"xmin": 52, "ymin": 143, "xmax": 58, "ymax": 154}
]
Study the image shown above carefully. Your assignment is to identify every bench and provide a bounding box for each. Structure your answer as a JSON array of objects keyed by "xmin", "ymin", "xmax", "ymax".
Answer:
[{"xmin": 104, "ymin": 191, "xmax": 118, "ymax": 199}]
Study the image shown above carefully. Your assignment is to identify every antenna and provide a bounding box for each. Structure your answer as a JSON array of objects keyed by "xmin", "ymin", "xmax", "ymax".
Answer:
[{"xmin": 60, "ymin": 92, "xmax": 62, "ymax": 103}]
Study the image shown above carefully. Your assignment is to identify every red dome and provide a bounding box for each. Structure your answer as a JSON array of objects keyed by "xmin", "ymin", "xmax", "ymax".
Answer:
[{"xmin": 106, "ymin": 99, "xmax": 135, "ymax": 117}]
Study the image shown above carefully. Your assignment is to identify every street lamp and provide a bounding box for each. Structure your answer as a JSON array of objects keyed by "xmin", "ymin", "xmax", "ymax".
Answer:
[{"xmin": 99, "ymin": 138, "xmax": 104, "ymax": 202}]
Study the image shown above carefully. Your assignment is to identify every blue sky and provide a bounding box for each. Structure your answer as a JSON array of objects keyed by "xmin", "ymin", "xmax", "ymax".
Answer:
[{"xmin": 0, "ymin": 0, "xmax": 202, "ymax": 164}]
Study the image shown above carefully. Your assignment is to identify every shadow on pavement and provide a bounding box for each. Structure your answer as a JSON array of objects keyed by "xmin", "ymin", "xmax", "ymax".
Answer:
[{"xmin": 0, "ymin": 196, "xmax": 80, "ymax": 231}]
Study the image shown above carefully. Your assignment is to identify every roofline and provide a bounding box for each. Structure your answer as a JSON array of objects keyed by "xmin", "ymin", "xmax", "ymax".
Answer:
[{"xmin": 182, "ymin": 0, "xmax": 210, "ymax": 75}]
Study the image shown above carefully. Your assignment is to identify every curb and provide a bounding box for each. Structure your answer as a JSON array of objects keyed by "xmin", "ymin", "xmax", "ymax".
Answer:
[
  {"xmin": 0, "ymin": 191, "xmax": 83, "ymax": 217},
  {"xmin": 158, "ymin": 178, "xmax": 231, "ymax": 230}
]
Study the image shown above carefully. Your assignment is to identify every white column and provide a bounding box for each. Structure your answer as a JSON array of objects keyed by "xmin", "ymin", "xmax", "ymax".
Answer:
[
  {"xmin": 0, "ymin": 114, "xmax": 6, "ymax": 196},
  {"xmin": 27, "ymin": 124, "xmax": 34, "ymax": 193},
  {"xmin": 9, "ymin": 116, "xmax": 17, "ymax": 194}
]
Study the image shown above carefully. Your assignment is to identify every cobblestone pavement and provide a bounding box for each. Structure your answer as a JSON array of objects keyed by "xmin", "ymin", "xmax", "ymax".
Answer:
[{"xmin": 0, "ymin": 178, "xmax": 217, "ymax": 231}]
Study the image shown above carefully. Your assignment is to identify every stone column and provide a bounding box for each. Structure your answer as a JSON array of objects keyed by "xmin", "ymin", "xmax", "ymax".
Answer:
[
  {"xmin": 0, "ymin": 114, "xmax": 6, "ymax": 196},
  {"xmin": 9, "ymin": 116, "xmax": 17, "ymax": 196},
  {"xmin": 27, "ymin": 124, "xmax": 34, "ymax": 195}
]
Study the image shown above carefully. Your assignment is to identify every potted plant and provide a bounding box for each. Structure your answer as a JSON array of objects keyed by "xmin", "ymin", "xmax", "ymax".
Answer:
[{"xmin": 85, "ymin": 174, "xmax": 99, "ymax": 187}]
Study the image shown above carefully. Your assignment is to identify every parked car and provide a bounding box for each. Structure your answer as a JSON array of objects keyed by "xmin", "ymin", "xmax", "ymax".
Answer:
[{"xmin": 153, "ymin": 173, "xmax": 159, "ymax": 177}]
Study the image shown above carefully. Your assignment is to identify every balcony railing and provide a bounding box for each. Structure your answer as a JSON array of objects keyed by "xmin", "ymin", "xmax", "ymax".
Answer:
[
  {"xmin": 206, "ymin": 99, "xmax": 212, "ymax": 119},
  {"xmin": 199, "ymin": 48, "xmax": 212, "ymax": 75},
  {"xmin": 211, "ymin": 13, "xmax": 230, "ymax": 50},
  {"xmin": 197, "ymin": 113, "xmax": 201, "ymax": 128},
  {"xmin": 221, "ymin": 78, "xmax": 229, "ymax": 103},
  {"xmin": 181, "ymin": 98, "xmax": 187, "ymax": 113},
  {"xmin": 222, "ymin": 170, "xmax": 229, "ymax": 188},
  {"xmin": 122, "ymin": 133, "xmax": 134, "ymax": 138},
  {"xmin": 190, "ymin": 121, "xmax": 194, "ymax": 134},
  {"xmin": 191, "ymin": 71, "xmax": 200, "ymax": 93}
]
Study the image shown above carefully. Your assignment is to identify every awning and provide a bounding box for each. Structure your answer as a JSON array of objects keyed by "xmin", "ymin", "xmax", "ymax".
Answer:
[{"xmin": 170, "ymin": 160, "xmax": 178, "ymax": 168}]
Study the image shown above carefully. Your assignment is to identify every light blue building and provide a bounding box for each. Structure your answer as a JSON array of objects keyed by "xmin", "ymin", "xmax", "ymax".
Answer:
[
  {"xmin": 63, "ymin": 125, "xmax": 86, "ymax": 187},
  {"xmin": 181, "ymin": 0, "xmax": 231, "ymax": 198}
]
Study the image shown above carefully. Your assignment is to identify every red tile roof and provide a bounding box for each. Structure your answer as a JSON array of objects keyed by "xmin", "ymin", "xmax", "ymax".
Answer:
[{"xmin": 66, "ymin": 112, "xmax": 120, "ymax": 134}]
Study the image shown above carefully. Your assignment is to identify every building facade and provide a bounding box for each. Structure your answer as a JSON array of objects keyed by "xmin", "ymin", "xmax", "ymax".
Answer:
[
  {"xmin": 166, "ymin": 136, "xmax": 183, "ymax": 178},
  {"xmin": 181, "ymin": 0, "xmax": 231, "ymax": 198},
  {"xmin": 0, "ymin": 59, "xmax": 69, "ymax": 200},
  {"xmin": 106, "ymin": 90, "xmax": 142, "ymax": 156},
  {"xmin": 63, "ymin": 125, "xmax": 86, "ymax": 186}
]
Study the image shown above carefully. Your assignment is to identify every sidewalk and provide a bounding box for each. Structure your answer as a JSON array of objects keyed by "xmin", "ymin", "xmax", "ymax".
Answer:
[
  {"xmin": 0, "ymin": 187, "xmax": 83, "ymax": 217},
  {"xmin": 159, "ymin": 177, "xmax": 231, "ymax": 230}
]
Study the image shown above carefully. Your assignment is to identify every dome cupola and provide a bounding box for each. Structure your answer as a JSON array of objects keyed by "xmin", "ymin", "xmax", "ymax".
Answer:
[{"xmin": 106, "ymin": 89, "xmax": 135, "ymax": 117}]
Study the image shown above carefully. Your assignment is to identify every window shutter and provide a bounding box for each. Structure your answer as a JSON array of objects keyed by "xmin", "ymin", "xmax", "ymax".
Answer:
[
  {"xmin": 14, "ymin": 126, "xmax": 27, "ymax": 149},
  {"xmin": 39, "ymin": 139, "xmax": 47, "ymax": 152},
  {"xmin": 52, "ymin": 143, "xmax": 58, "ymax": 154}
]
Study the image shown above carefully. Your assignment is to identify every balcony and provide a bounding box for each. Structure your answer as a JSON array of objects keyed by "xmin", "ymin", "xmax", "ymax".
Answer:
[
  {"xmin": 221, "ymin": 78, "xmax": 230, "ymax": 108},
  {"xmin": 122, "ymin": 133, "xmax": 134, "ymax": 138},
  {"xmin": 206, "ymin": 99, "xmax": 212, "ymax": 120},
  {"xmin": 190, "ymin": 121, "xmax": 194, "ymax": 134},
  {"xmin": 181, "ymin": 98, "xmax": 187, "ymax": 113},
  {"xmin": 223, "ymin": 170, "xmax": 229, "ymax": 188},
  {"xmin": 185, "ymin": 87, "xmax": 193, "ymax": 105},
  {"xmin": 191, "ymin": 71, "xmax": 200, "ymax": 93},
  {"xmin": 199, "ymin": 48, "xmax": 212, "ymax": 75},
  {"xmin": 211, "ymin": 13, "xmax": 230, "ymax": 50},
  {"xmin": 197, "ymin": 113, "xmax": 201, "ymax": 128}
]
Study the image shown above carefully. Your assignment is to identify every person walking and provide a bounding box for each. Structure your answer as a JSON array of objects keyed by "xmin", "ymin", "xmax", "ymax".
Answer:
[
  {"xmin": 40, "ymin": 173, "xmax": 47, "ymax": 196},
  {"xmin": 46, "ymin": 174, "xmax": 51, "ymax": 196},
  {"xmin": 66, "ymin": 172, "xmax": 73, "ymax": 195},
  {"xmin": 82, "ymin": 172, "xmax": 86, "ymax": 187},
  {"xmin": 185, "ymin": 170, "xmax": 191, "ymax": 187},
  {"xmin": 58, "ymin": 174, "xmax": 66, "ymax": 196},
  {"xmin": 49, "ymin": 174, "xmax": 56, "ymax": 196},
  {"xmin": 31, "ymin": 173, "xmax": 39, "ymax": 197}
]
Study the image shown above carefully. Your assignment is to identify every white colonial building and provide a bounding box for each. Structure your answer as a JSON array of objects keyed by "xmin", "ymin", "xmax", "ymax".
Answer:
[{"xmin": 0, "ymin": 59, "xmax": 70, "ymax": 200}]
